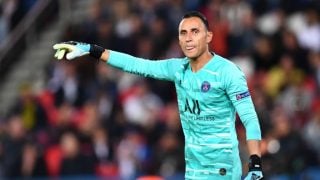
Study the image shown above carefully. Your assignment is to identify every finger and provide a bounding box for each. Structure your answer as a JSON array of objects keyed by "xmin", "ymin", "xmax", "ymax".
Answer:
[
  {"xmin": 252, "ymin": 175, "xmax": 262, "ymax": 180},
  {"xmin": 54, "ymin": 50, "xmax": 59, "ymax": 58},
  {"xmin": 57, "ymin": 49, "xmax": 66, "ymax": 60},
  {"xmin": 54, "ymin": 49, "xmax": 66, "ymax": 60},
  {"xmin": 53, "ymin": 43, "xmax": 76, "ymax": 50}
]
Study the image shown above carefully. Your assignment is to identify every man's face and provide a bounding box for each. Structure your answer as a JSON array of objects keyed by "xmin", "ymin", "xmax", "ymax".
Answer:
[{"xmin": 178, "ymin": 17, "xmax": 212, "ymax": 60}]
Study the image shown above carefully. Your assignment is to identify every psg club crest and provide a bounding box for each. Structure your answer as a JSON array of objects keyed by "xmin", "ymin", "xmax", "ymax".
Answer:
[{"xmin": 201, "ymin": 81, "xmax": 211, "ymax": 92}]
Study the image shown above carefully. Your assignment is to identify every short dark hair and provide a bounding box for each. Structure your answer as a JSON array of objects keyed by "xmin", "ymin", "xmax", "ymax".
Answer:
[{"xmin": 182, "ymin": 11, "xmax": 209, "ymax": 30}]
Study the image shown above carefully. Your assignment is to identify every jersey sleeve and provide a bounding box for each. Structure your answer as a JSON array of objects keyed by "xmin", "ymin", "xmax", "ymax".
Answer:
[
  {"xmin": 107, "ymin": 50, "xmax": 181, "ymax": 81},
  {"xmin": 223, "ymin": 63, "xmax": 262, "ymax": 140}
]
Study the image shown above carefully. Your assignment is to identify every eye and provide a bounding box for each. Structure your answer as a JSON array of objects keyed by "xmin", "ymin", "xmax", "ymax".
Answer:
[
  {"xmin": 193, "ymin": 30, "xmax": 199, "ymax": 35},
  {"xmin": 180, "ymin": 31, "xmax": 187, "ymax": 36}
]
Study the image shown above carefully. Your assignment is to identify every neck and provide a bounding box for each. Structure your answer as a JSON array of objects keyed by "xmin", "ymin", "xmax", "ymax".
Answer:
[{"xmin": 190, "ymin": 51, "xmax": 213, "ymax": 72}]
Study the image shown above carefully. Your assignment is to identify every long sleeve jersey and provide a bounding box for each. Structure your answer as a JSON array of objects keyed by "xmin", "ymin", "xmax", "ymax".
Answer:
[{"xmin": 107, "ymin": 51, "xmax": 261, "ymax": 180}]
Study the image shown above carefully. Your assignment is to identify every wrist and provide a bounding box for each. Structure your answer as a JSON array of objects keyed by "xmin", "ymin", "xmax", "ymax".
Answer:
[
  {"xmin": 248, "ymin": 154, "xmax": 262, "ymax": 171},
  {"xmin": 89, "ymin": 44, "xmax": 104, "ymax": 59}
]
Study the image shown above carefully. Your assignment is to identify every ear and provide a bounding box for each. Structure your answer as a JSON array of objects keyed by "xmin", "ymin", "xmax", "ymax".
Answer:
[{"xmin": 206, "ymin": 31, "xmax": 213, "ymax": 43}]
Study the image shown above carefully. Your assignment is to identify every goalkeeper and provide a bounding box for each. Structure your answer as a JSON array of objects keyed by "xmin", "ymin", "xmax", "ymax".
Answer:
[{"xmin": 53, "ymin": 11, "xmax": 263, "ymax": 180}]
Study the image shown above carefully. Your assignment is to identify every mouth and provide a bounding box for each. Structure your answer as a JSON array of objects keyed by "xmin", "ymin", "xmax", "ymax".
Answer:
[{"xmin": 185, "ymin": 45, "xmax": 195, "ymax": 51}]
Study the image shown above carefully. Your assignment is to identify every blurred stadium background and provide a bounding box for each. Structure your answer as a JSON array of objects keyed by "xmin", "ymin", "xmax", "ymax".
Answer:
[{"xmin": 0, "ymin": 0, "xmax": 320, "ymax": 179}]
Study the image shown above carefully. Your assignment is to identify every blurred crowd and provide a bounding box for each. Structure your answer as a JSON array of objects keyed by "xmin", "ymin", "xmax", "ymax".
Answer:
[
  {"xmin": 0, "ymin": 0, "xmax": 38, "ymax": 43},
  {"xmin": 1, "ymin": 0, "xmax": 320, "ymax": 179}
]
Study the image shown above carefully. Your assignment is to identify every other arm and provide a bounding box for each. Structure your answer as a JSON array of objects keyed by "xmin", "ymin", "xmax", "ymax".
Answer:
[
  {"xmin": 223, "ymin": 64, "xmax": 263, "ymax": 180},
  {"xmin": 247, "ymin": 140, "xmax": 260, "ymax": 157}
]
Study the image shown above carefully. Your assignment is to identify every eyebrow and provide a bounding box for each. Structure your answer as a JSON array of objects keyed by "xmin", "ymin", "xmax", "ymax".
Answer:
[
  {"xmin": 179, "ymin": 27, "xmax": 200, "ymax": 34},
  {"xmin": 191, "ymin": 28, "xmax": 199, "ymax": 32}
]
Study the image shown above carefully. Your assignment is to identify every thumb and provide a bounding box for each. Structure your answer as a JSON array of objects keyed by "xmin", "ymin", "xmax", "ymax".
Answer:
[
  {"xmin": 66, "ymin": 49, "xmax": 89, "ymax": 60},
  {"xmin": 66, "ymin": 51, "xmax": 79, "ymax": 60}
]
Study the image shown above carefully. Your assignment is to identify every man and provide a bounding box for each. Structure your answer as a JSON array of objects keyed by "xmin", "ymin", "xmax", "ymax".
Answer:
[{"xmin": 53, "ymin": 11, "xmax": 263, "ymax": 180}]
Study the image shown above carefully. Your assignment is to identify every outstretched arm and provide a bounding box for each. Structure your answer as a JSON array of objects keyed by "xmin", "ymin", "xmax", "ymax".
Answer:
[
  {"xmin": 100, "ymin": 49, "xmax": 110, "ymax": 62},
  {"xmin": 53, "ymin": 41, "xmax": 181, "ymax": 81}
]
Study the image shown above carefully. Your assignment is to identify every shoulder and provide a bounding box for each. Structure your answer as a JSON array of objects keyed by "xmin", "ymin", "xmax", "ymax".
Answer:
[
  {"xmin": 213, "ymin": 54, "xmax": 242, "ymax": 73},
  {"xmin": 166, "ymin": 57, "xmax": 189, "ymax": 64},
  {"xmin": 163, "ymin": 57, "xmax": 189, "ymax": 69}
]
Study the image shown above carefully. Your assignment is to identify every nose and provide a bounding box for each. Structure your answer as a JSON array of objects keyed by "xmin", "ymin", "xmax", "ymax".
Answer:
[{"xmin": 186, "ymin": 32, "xmax": 193, "ymax": 42}]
